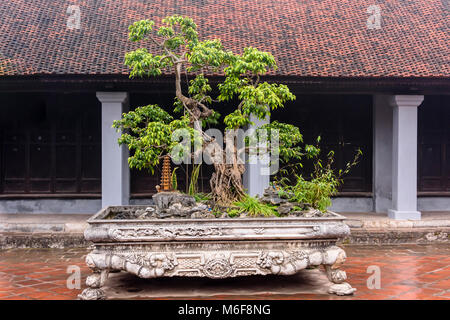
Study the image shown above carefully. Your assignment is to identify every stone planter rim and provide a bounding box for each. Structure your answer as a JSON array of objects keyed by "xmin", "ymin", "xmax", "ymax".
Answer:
[{"xmin": 87, "ymin": 205, "xmax": 347, "ymax": 224}]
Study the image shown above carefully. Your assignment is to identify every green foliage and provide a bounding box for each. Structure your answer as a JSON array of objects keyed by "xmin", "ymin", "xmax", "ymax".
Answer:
[
  {"xmin": 193, "ymin": 192, "xmax": 211, "ymax": 202},
  {"xmin": 125, "ymin": 16, "xmax": 199, "ymax": 78},
  {"xmin": 188, "ymin": 164, "xmax": 201, "ymax": 195},
  {"xmin": 243, "ymin": 121, "xmax": 319, "ymax": 172},
  {"xmin": 254, "ymin": 121, "xmax": 304, "ymax": 162},
  {"xmin": 126, "ymin": 14, "xmax": 296, "ymax": 131},
  {"xmin": 171, "ymin": 167, "xmax": 178, "ymax": 191},
  {"xmin": 123, "ymin": 15, "xmax": 312, "ymax": 204},
  {"xmin": 112, "ymin": 105, "xmax": 194, "ymax": 174},
  {"xmin": 126, "ymin": 15, "xmax": 231, "ymax": 79},
  {"xmin": 218, "ymin": 47, "xmax": 295, "ymax": 129},
  {"xmin": 287, "ymin": 175, "xmax": 337, "ymax": 212},
  {"xmin": 128, "ymin": 20, "xmax": 155, "ymax": 42},
  {"xmin": 279, "ymin": 147, "xmax": 363, "ymax": 212},
  {"xmin": 226, "ymin": 208, "xmax": 241, "ymax": 218},
  {"xmin": 188, "ymin": 39, "xmax": 232, "ymax": 72},
  {"xmin": 223, "ymin": 47, "xmax": 277, "ymax": 79},
  {"xmin": 231, "ymin": 195, "xmax": 278, "ymax": 217},
  {"xmin": 211, "ymin": 208, "xmax": 224, "ymax": 217},
  {"xmin": 238, "ymin": 83, "xmax": 296, "ymax": 116},
  {"xmin": 124, "ymin": 48, "xmax": 168, "ymax": 77},
  {"xmin": 188, "ymin": 75, "xmax": 211, "ymax": 100},
  {"xmin": 224, "ymin": 110, "xmax": 251, "ymax": 129}
]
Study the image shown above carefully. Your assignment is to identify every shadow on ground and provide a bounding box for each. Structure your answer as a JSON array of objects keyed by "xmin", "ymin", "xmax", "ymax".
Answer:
[{"xmin": 104, "ymin": 269, "xmax": 331, "ymax": 299}]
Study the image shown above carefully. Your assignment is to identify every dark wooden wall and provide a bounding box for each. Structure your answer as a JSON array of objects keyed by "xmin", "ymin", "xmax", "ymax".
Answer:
[
  {"xmin": 418, "ymin": 95, "xmax": 450, "ymax": 194},
  {"xmin": 271, "ymin": 95, "xmax": 373, "ymax": 194},
  {"xmin": 1, "ymin": 92, "xmax": 449, "ymax": 198},
  {"xmin": 0, "ymin": 93, "xmax": 101, "ymax": 196}
]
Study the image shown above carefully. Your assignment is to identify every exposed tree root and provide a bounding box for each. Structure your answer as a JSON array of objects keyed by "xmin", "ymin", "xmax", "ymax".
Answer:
[{"xmin": 209, "ymin": 154, "xmax": 246, "ymax": 206}]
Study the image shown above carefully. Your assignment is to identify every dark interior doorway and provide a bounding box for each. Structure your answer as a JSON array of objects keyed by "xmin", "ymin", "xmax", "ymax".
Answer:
[
  {"xmin": 0, "ymin": 92, "xmax": 101, "ymax": 196},
  {"xmin": 418, "ymin": 95, "xmax": 450, "ymax": 193}
]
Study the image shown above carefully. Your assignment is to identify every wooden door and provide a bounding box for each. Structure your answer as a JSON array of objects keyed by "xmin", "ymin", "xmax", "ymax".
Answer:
[{"xmin": 418, "ymin": 95, "xmax": 450, "ymax": 193}]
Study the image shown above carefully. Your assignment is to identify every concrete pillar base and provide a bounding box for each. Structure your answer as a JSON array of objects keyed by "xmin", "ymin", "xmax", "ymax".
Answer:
[{"xmin": 388, "ymin": 209, "xmax": 421, "ymax": 220}]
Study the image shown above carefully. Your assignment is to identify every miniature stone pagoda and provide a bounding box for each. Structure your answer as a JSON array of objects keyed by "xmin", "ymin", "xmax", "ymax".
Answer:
[{"xmin": 159, "ymin": 155, "xmax": 172, "ymax": 192}]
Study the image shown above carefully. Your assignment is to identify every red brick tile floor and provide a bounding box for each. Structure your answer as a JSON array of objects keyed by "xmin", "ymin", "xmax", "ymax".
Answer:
[{"xmin": 0, "ymin": 244, "xmax": 449, "ymax": 300}]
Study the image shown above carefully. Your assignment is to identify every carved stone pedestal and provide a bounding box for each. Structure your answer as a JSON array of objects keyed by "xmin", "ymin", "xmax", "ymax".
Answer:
[
  {"xmin": 78, "ymin": 206, "xmax": 356, "ymax": 300},
  {"xmin": 324, "ymin": 257, "xmax": 357, "ymax": 296},
  {"xmin": 78, "ymin": 269, "xmax": 109, "ymax": 300}
]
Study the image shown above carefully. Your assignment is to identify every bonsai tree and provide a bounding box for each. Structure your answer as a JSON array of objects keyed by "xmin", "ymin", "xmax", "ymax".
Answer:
[{"xmin": 113, "ymin": 15, "xmax": 314, "ymax": 205}]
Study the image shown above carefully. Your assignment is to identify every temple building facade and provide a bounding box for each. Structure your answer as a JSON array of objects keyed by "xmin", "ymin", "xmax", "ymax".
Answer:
[{"xmin": 0, "ymin": 1, "xmax": 448, "ymax": 219}]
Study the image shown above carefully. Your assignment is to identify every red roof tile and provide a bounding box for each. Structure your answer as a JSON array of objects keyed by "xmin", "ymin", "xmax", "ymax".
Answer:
[{"xmin": 0, "ymin": 0, "xmax": 448, "ymax": 77}]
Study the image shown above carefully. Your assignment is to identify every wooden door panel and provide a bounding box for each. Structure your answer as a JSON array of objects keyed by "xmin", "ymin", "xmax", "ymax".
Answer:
[
  {"xmin": 3, "ymin": 180, "xmax": 26, "ymax": 193},
  {"xmin": 418, "ymin": 95, "xmax": 450, "ymax": 192},
  {"xmin": 3, "ymin": 144, "xmax": 26, "ymax": 179},
  {"xmin": 0, "ymin": 93, "xmax": 101, "ymax": 195},
  {"xmin": 270, "ymin": 95, "xmax": 372, "ymax": 193},
  {"xmin": 55, "ymin": 180, "xmax": 78, "ymax": 193},
  {"xmin": 56, "ymin": 146, "xmax": 77, "ymax": 178},
  {"xmin": 30, "ymin": 180, "xmax": 51, "ymax": 193},
  {"xmin": 29, "ymin": 145, "xmax": 51, "ymax": 179},
  {"xmin": 80, "ymin": 180, "xmax": 99, "ymax": 193}
]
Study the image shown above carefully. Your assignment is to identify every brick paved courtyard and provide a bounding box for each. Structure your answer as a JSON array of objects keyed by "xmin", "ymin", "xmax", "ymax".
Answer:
[{"xmin": 0, "ymin": 244, "xmax": 449, "ymax": 300}]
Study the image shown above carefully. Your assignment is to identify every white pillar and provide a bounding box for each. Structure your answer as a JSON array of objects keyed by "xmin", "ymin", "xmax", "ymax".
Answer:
[
  {"xmin": 388, "ymin": 95, "xmax": 424, "ymax": 220},
  {"xmin": 373, "ymin": 95, "xmax": 393, "ymax": 213},
  {"xmin": 243, "ymin": 115, "xmax": 270, "ymax": 197},
  {"xmin": 97, "ymin": 92, "xmax": 130, "ymax": 207}
]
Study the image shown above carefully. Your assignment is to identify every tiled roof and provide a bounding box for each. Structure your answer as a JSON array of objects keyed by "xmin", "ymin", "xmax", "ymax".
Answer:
[{"xmin": 0, "ymin": 0, "xmax": 448, "ymax": 77}]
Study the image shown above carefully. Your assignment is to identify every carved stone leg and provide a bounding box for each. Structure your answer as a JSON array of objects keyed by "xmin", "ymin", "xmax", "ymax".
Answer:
[
  {"xmin": 322, "ymin": 247, "xmax": 356, "ymax": 296},
  {"xmin": 78, "ymin": 269, "xmax": 109, "ymax": 300},
  {"xmin": 325, "ymin": 265, "xmax": 356, "ymax": 295}
]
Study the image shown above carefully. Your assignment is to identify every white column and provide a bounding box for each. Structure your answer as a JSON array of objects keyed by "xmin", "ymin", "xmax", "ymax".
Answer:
[
  {"xmin": 388, "ymin": 95, "xmax": 424, "ymax": 220},
  {"xmin": 97, "ymin": 92, "xmax": 130, "ymax": 207},
  {"xmin": 373, "ymin": 95, "xmax": 393, "ymax": 213},
  {"xmin": 243, "ymin": 115, "xmax": 270, "ymax": 197}
]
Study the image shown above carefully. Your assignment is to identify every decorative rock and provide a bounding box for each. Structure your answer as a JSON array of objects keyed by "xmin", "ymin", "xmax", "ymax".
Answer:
[
  {"xmin": 163, "ymin": 203, "xmax": 190, "ymax": 218},
  {"xmin": 291, "ymin": 208, "xmax": 328, "ymax": 218},
  {"xmin": 326, "ymin": 269, "xmax": 347, "ymax": 284},
  {"xmin": 277, "ymin": 202, "xmax": 295, "ymax": 215},
  {"xmin": 328, "ymin": 282, "xmax": 357, "ymax": 296},
  {"xmin": 152, "ymin": 192, "xmax": 196, "ymax": 210},
  {"xmin": 303, "ymin": 209, "xmax": 323, "ymax": 218},
  {"xmin": 85, "ymin": 274, "xmax": 103, "ymax": 288},
  {"xmin": 136, "ymin": 207, "xmax": 155, "ymax": 219},
  {"xmin": 156, "ymin": 201, "xmax": 211, "ymax": 219},
  {"xmin": 191, "ymin": 211, "xmax": 216, "ymax": 219},
  {"xmin": 260, "ymin": 187, "xmax": 289, "ymax": 205},
  {"xmin": 192, "ymin": 204, "xmax": 208, "ymax": 211},
  {"xmin": 78, "ymin": 288, "xmax": 106, "ymax": 300}
]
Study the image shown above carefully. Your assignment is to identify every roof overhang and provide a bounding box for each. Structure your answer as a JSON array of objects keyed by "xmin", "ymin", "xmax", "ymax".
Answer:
[{"xmin": 0, "ymin": 75, "xmax": 449, "ymax": 95}]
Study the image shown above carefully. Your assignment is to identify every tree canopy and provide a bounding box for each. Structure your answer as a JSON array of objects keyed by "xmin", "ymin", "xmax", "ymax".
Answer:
[{"xmin": 114, "ymin": 15, "xmax": 314, "ymax": 203}]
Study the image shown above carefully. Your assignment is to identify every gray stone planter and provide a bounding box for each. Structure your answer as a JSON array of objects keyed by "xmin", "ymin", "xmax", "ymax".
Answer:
[{"xmin": 78, "ymin": 205, "xmax": 356, "ymax": 300}]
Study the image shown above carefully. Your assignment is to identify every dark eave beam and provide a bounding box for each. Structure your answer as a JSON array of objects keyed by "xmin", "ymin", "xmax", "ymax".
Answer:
[{"xmin": 0, "ymin": 75, "xmax": 448, "ymax": 95}]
